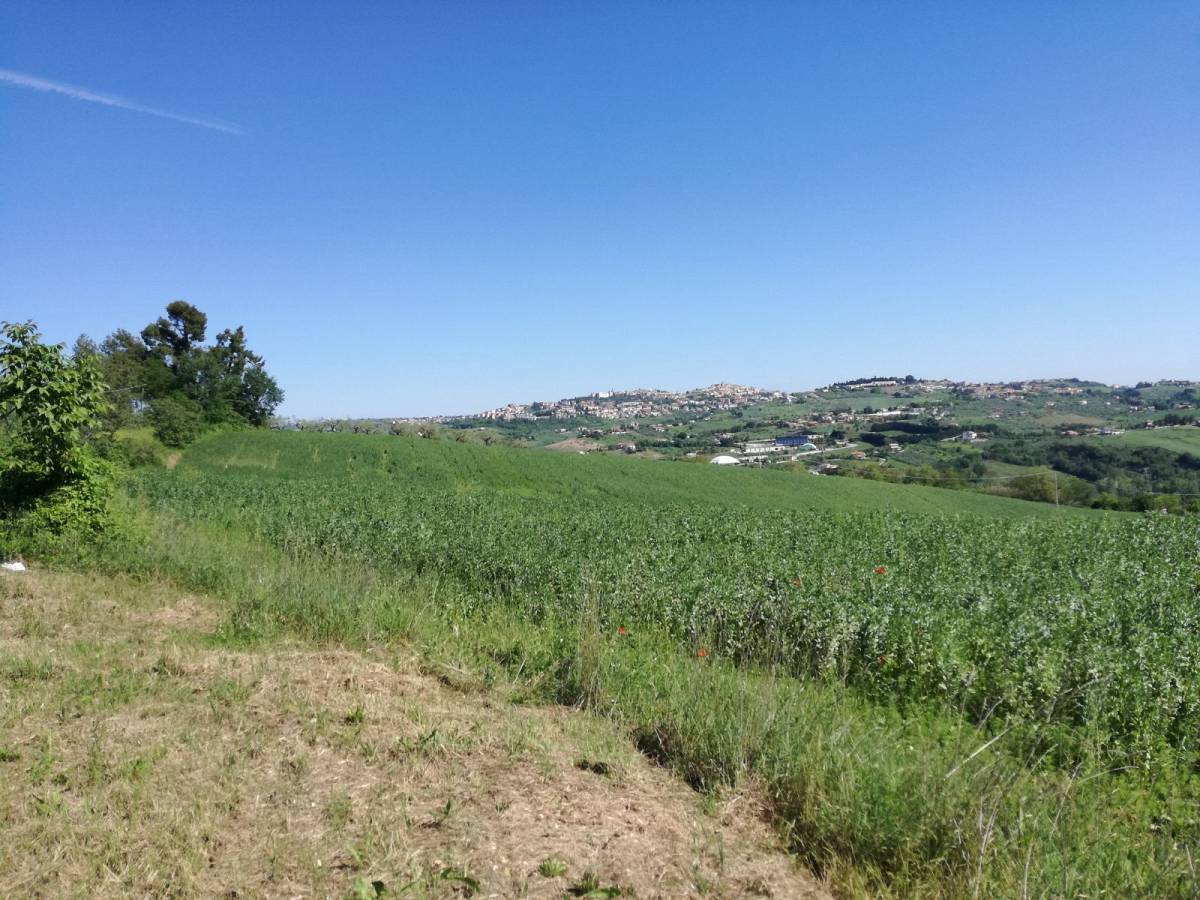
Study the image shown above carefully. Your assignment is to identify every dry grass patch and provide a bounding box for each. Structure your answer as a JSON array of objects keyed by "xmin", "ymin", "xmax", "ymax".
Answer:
[{"xmin": 0, "ymin": 567, "xmax": 825, "ymax": 899}]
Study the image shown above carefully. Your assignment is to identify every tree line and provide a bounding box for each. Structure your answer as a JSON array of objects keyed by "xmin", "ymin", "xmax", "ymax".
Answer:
[{"xmin": 73, "ymin": 300, "xmax": 283, "ymax": 445}]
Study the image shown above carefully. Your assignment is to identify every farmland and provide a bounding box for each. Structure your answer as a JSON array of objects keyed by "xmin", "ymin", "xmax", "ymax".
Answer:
[
  {"xmin": 1089, "ymin": 425, "xmax": 1200, "ymax": 455},
  {"xmin": 140, "ymin": 432, "xmax": 1192, "ymax": 754},
  {"xmin": 170, "ymin": 429, "xmax": 1092, "ymax": 518},
  {"xmin": 111, "ymin": 429, "xmax": 1200, "ymax": 895}
]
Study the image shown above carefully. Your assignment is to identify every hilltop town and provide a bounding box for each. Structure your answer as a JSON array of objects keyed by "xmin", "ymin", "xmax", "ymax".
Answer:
[
  {"xmin": 472, "ymin": 383, "xmax": 791, "ymax": 422},
  {"xmin": 462, "ymin": 376, "xmax": 1165, "ymax": 423},
  {"xmin": 278, "ymin": 376, "xmax": 1199, "ymax": 512}
]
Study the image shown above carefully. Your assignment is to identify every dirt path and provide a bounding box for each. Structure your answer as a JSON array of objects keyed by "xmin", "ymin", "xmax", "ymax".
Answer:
[{"xmin": 0, "ymin": 568, "xmax": 828, "ymax": 899}]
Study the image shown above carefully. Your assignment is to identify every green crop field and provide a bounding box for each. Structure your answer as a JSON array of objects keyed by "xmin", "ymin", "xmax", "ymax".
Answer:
[
  {"xmin": 115, "ymin": 430, "xmax": 1200, "ymax": 895},
  {"xmin": 141, "ymin": 432, "xmax": 1193, "ymax": 757},
  {"xmin": 1094, "ymin": 426, "xmax": 1200, "ymax": 455},
  {"xmin": 174, "ymin": 430, "xmax": 1094, "ymax": 518}
]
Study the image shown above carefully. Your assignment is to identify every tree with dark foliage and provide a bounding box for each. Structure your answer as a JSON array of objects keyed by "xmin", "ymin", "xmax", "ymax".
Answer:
[{"xmin": 86, "ymin": 302, "xmax": 283, "ymax": 445}]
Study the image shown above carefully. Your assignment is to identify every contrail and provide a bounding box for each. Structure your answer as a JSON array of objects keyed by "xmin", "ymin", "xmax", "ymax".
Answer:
[{"xmin": 0, "ymin": 67, "xmax": 244, "ymax": 135}]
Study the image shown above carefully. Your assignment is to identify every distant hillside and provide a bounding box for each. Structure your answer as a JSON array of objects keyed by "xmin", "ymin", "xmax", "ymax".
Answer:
[{"xmin": 177, "ymin": 430, "xmax": 1097, "ymax": 519}]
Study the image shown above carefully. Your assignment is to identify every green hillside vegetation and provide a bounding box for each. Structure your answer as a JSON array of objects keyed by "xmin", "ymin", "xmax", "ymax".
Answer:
[
  {"xmin": 1093, "ymin": 425, "xmax": 1200, "ymax": 455},
  {"xmin": 423, "ymin": 378, "xmax": 1200, "ymax": 514},
  {"xmin": 7, "ymin": 327, "xmax": 1199, "ymax": 898},
  {"xmin": 190, "ymin": 430, "xmax": 1092, "ymax": 518},
  {"xmin": 101, "ymin": 429, "xmax": 1200, "ymax": 896}
]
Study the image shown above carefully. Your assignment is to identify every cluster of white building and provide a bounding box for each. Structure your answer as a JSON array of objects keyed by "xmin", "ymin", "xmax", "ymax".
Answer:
[{"xmin": 473, "ymin": 384, "xmax": 792, "ymax": 423}]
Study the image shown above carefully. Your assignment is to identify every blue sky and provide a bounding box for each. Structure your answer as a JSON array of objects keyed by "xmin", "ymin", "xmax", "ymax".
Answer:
[{"xmin": 2, "ymin": 2, "xmax": 1197, "ymax": 417}]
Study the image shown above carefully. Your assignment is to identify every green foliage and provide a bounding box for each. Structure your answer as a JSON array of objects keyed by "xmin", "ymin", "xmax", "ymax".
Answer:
[
  {"xmin": 3, "ymin": 451, "xmax": 115, "ymax": 537},
  {"xmin": 986, "ymin": 433, "xmax": 1200, "ymax": 507},
  {"xmin": 0, "ymin": 321, "xmax": 107, "ymax": 478},
  {"xmin": 104, "ymin": 428, "xmax": 168, "ymax": 468},
  {"xmin": 136, "ymin": 431, "xmax": 1200, "ymax": 770},
  {"xmin": 78, "ymin": 455, "xmax": 1200, "ymax": 898},
  {"xmin": 140, "ymin": 300, "xmax": 209, "ymax": 359},
  {"xmin": 71, "ymin": 302, "xmax": 283, "ymax": 445},
  {"xmin": 0, "ymin": 321, "xmax": 114, "ymax": 543},
  {"xmin": 148, "ymin": 392, "xmax": 205, "ymax": 447}
]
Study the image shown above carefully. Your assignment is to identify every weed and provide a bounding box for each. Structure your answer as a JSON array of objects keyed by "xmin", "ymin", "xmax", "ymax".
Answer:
[
  {"xmin": 537, "ymin": 856, "xmax": 569, "ymax": 877},
  {"xmin": 33, "ymin": 790, "xmax": 65, "ymax": 816},
  {"xmin": 326, "ymin": 791, "xmax": 353, "ymax": 829},
  {"xmin": 567, "ymin": 870, "xmax": 622, "ymax": 897},
  {"xmin": 208, "ymin": 676, "xmax": 252, "ymax": 708}
]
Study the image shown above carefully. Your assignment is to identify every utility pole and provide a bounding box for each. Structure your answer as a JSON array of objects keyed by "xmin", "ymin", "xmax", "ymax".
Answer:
[{"xmin": 1054, "ymin": 470, "xmax": 1059, "ymax": 508}]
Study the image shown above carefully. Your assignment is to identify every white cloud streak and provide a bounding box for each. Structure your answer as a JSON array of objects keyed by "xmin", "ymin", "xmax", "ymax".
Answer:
[{"xmin": 0, "ymin": 67, "xmax": 244, "ymax": 135}]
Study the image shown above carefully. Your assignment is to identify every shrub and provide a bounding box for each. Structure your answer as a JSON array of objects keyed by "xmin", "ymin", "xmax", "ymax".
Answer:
[{"xmin": 149, "ymin": 393, "xmax": 205, "ymax": 446}]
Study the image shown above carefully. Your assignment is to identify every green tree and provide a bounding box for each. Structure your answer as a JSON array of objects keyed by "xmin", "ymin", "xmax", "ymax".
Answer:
[
  {"xmin": 141, "ymin": 300, "xmax": 208, "ymax": 363},
  {"xmin": 119, "ymin": 302, "xmax": 285, "ymax": 440},
  {"xmin": 60, "ymin": 302, "xmax": 283, "ymax": 448},
  {"xmin": 88, "ymin": 329, "xmax": 151, "ymax": 430},
  {"xmin": 213, "ymin": 326, "xmax": 284, "ymax": 426},
  {"xmin": 148, "ymin": 392, "xmax": 205, "ymax": 447}
]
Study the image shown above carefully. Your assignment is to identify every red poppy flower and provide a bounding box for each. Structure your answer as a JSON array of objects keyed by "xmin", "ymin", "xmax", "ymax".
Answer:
[
  {"xmin": 617, "ymin": 626, "xmax": 627, "ymax": 636},
  {"xmin": 697, "ymin": 648, "xmax": 708, "ymax": 658},
  {"xmin": 791, "ymin": 578, "xmax": 802, "ymax": 587},
  {"xmin": 878, "ymin": 655, "xmax": 888, "ymax": 665},
  {"xmin": 874, "ymin": 566, "xmax": 887, "ymax": 575}
]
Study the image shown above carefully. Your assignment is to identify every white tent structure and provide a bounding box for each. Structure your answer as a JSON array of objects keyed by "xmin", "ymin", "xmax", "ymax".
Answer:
[{"xmin": 710, "ymin": 455, "xmax": 741, "ymax": 465}]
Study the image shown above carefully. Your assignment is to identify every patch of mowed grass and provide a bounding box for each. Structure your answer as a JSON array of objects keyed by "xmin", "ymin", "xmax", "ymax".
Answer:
[{"xmin": 36, "ymin": 505, "xmax": 1200, "ymax": 897}]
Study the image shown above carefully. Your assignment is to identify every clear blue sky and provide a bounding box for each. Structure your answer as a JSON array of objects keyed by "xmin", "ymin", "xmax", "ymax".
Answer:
[{"xmin": 3, "ymin": 2, "xmax": 1197, "ymax": 417}]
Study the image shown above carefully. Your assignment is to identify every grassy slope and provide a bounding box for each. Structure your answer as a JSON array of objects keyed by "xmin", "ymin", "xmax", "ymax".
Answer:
[
  {"xmin": 37, "ymin": 430, "xmax": 1193, "ymax": 896},
  {"xmin": 185, "ymin": 430, "xmax": 1095, "ymax": 519},
  {"xmin": 1091, "ymin": 426, "xmax": 1200, "ymax": 455},
  {"xmin": 42, "ymin": 467, "xmax": 1195, "ymax": 897}
]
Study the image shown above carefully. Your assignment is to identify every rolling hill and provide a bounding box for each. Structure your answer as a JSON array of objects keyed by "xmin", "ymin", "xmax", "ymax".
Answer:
[{"xmin": 179, "ymin": 430, "xmax": 1098, "ymax": 519}]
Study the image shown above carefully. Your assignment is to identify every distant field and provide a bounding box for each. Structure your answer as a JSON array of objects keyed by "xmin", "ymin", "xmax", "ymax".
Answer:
[
  {"xmin": 191, "ymin": 430, "xmax": 1089, "ymax": 519},
  {"xmin": 1090, "ymin": 426, "xmax": 1200, "ymax": 455},
  {"xmin": 1033, "ymin": 412, "xmax": 1107, "ymax": 428}
]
